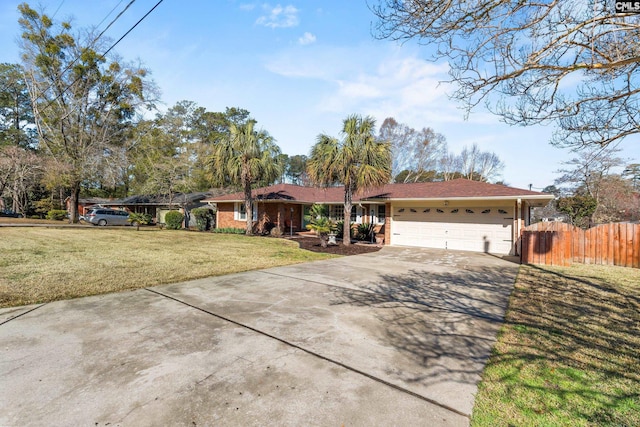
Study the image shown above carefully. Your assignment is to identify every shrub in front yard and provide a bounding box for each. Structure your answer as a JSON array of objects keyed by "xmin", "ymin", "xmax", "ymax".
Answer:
[
  {"xmin": 191, "ymin": 207, "xmax": 214, "ymax": 231},
  {"xmin": 355, "ymin": 223, "xmax": 374, "ymax": 241},
  {"xmin": 127, "ymin": 212, "xmax": 152, "ymax": 230},
  {"xmin": 211, "ymin": 227, "xmax": 245, "ymax": 234},
  {"xmin": 46, "ymin": 210, "xmax": 67, "ymax": 221},
  {"xmin": 164, "ymin": 210, "xmax": 184, "ymax": 230},
  {"xmin": 270, "ymin": 227, "xmax": 283, "ymax": 237},
  {"xmin": 334, "ymin": 220, "xmax": 354, "ymax": 240}
]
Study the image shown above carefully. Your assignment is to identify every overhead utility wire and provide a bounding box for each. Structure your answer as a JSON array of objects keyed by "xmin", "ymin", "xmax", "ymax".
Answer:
[
  {"xmin": 42, "ymin": 1, "xmax": 135, "ymax": 85},
  {"xmin": 99, "ymin": 0, "xmax": 164, "ymax": 59},
  {"xmin": 96, "ymin": 0, "xmax": 127, "ymax": 29},
  {"xmin": 39, "ymin": 0, "xmax": 164, "ymax": 113},
  {"xmin": 51, "ymin": 0, "xmax": 66, "ymax": 19},
  {"xmin": 30, "ymin": 0, "xmax": 137, "ymax": 110},
  {"xmin": 95, "ymin": 1, "xmax": 137, "ymax": 44}
]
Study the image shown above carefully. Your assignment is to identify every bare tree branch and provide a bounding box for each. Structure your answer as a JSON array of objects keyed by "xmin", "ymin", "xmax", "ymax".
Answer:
[{"xmin": 371, "ymin": 0, "xmax": 640, "ymax": 148}]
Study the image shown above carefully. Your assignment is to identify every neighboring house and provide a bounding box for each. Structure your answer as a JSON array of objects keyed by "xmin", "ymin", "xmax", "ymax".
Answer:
[
  {"xmin": 541, "ymin": 216, "xmax": 568, "ymax": 222},
  {"xmin": 203, "ymin": 179, "xmax": 554, "ymax": 255},
  {"xmin": 65, "ymin": 197, "xmax": 113, "ymax": 217},
  {"xmin": 101, "ymin": 192, "xmax": 215, "ymax": 226}
]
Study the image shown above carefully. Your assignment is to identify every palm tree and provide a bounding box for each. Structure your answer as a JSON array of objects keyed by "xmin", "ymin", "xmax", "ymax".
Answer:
[
  {"xmin": 209, "ymin": 120, "xmax": 282, "ymax": 235},
  {"xmin": 127, "ymin": 212, "xmax": 152, "ymax": 231},
  {"xmin": 307, "ymin": 114, "xmax": 391, "ymax": 246}
]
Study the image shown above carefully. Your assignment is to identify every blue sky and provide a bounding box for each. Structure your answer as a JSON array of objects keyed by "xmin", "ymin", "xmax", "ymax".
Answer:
[{"xmin": 1, "ymin": 0, "xmax": 638, "ymax": 190}]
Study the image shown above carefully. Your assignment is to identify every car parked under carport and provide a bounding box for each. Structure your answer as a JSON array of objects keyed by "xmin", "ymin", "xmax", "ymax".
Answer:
[{"xmin": 83, "ymin": 208, "xmax": 133, "ymax": 226}]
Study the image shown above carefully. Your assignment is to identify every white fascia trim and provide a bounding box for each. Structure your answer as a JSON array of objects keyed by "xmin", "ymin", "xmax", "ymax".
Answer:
[
  {"xmin": 216, "ymin": 200, "xmax": 314, "ymax": 204},
  {"xmin": 368, "ymin": 195, "xmax": 554, "ymax": 202}
]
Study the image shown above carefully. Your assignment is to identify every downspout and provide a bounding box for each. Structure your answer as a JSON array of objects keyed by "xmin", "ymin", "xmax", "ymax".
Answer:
[{"xmin": 516, "ymin": 198, "xmax": 522, "ymax": 256}]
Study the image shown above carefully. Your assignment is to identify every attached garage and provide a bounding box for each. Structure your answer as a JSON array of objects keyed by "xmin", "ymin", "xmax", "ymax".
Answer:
[
  {"xmin": 363, "ymin": 180, "xmax": 554, "ymax": 256},
  {"xmin": 391, "ymin": 203, "xmax": 514, "ymax": 254}
]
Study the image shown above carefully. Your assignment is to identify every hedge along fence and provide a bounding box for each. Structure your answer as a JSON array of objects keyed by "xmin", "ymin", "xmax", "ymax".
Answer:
[{"xmin": 520, "ymin": 222, "xmax": 640, "ymax": 268}]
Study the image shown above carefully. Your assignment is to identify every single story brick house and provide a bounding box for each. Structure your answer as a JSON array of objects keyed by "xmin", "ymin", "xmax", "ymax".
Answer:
[{"xmin": 203, "ymin": 179, "xmax": 554, "ymax": 255}]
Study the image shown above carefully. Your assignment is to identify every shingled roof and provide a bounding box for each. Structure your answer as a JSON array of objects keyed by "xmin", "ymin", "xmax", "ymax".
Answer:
[
  {"xmin": 106, "ymin": 190, "xmax": 233, "ymax": 207},
  {"xmin": 363, "ymin": 179, "xmax": 551, "ymax": 200},
  {"xmin": 203, "ymin": 179, "xmax": 552, "ymax": 203}
]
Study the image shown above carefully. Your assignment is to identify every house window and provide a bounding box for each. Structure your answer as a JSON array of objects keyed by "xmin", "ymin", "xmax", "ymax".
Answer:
[
  {"xmin": 329, "ymin": 205, "xmax": 343, "ymax": 221},
  {"xmin": 237, "ymin": 203, "xmax": 246, "ymax": 220},
  {"xmin": 235, "ymin": 202, "xmax": 257, "ymax": 221},
  {"xmin": 329, "ymin": 205, "xmax": 359, "ymax": 223},
  {"xmin": 377, "ymin": 205, "xmax": 386, "ymax": 224}
]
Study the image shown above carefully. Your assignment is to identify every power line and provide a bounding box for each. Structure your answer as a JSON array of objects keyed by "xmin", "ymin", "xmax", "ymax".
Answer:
[
  {"xmin": 36, "ymin": 0, "xmax": 164, "ymax": 113},
  {"xmin": 100, "ymin": 0, "xmax": 164, "ymax": 59},
  {"xmin": 51, "ymin": 0, "xmax": 65, "ymax": 19},
  {"xmin": 96, "ymin": 1, "xmax": 137, "ymax": 43},
  {"xmin": 24, "ymin": 1, "xmax": 137, "ymax": 110},
  {"xmin": 96, "ymin": 0, "xmax": 127, "ymax": 29}
]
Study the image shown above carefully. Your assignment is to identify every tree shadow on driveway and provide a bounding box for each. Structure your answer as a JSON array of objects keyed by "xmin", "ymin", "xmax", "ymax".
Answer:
[{"xmin": 329, "ymin": 266, "xmax": 516, "ymax": 389}]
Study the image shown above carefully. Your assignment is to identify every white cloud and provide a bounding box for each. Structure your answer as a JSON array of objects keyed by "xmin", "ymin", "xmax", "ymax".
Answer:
[
  {"xmin": 318, "ymin": 55, "xmax": 463, "ymax": 126},
  {"xmin": 256, "ymin": 4, "xmax": 300, "ymax": 28},
  {"xmin": 298, "ymin": 32, "xmax": 316, "ymax": 45},
  {"xmin": 265, "ymin": 45, "xmax": 374, "ymax": 80},
  {"xmin": 337, "ymin": 80, "xmax": 382, "ymax": 99},
  {"xmin": 239, "ymin": 3, "xmax": 256, "ymax": 11},
  {"xmin": 262, "ymin": 43, "xmax": 545, "ymax": 167}
]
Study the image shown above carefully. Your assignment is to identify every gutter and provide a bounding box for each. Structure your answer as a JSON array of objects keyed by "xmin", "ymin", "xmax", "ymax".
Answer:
[
  {"xmin": 207, "ymin": 194, "xmax": 555, "ymax": 204},
  {"xmin": 361, "ymin": 195, "xmax": 554, "ymax": 202},
  {"xmin": 516, "ymin": 198, "xmax": 522, "ymax": 255}
]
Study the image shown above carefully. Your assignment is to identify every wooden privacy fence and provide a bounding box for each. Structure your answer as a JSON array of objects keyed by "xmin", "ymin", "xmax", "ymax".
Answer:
[{"xmin": 520, "ymin": 222, "xmax": 640, "ymax": 268}]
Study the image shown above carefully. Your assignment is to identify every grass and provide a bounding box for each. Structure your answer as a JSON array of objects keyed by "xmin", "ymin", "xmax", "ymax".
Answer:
[
  {"xmin": 0, "ymin": 216, "xmax": 68, "ymax": 225},
  {"xmin": 0, "ymin": 227, "xmax": 337, "ymax": 308},
  {"xmin": 472, "ymin": 263, "xmax": 640, "ymax": 427}
]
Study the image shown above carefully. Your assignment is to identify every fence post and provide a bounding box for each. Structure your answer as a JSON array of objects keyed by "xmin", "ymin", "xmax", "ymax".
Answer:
[
  {"xmin": 634, "ymin": 224, "xmax": 640, "ymax": 269},
  {"xmin": 625, "ymin": 223, "xmax": 634, "ymax": 268},
  {"xmin": 520, "ymin": 231, "xmax": 528, "ymax": 264}
]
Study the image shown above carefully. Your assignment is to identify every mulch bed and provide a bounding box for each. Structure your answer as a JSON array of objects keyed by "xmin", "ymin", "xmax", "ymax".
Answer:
[{"xmin": 287, "ymin": 236, "xmax": 383, "ymax": 255}]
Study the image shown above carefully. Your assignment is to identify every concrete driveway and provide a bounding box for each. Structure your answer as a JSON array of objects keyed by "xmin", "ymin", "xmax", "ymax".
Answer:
[{"xmin": 0, "ymin": 247, "xmax": 519, "ymax": 426}]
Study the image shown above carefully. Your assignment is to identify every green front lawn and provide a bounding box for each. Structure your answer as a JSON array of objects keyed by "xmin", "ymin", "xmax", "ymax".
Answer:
[
  {"xmin": 472, "ymin": 263, "xmax": 640, "ymax": 427},
  {"xmin": 0, "ymin": 227, "xmax": 336, "ymax": 308}
]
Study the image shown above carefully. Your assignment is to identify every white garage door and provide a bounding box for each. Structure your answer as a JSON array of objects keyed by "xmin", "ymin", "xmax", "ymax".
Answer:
[{"xmin": 391, "ymin": 206, "xmax": 513, "ymax": 254}]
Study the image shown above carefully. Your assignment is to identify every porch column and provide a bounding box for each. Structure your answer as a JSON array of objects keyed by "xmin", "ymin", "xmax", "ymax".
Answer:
[
  {"xmin": 384, "ymin": 202, "xmax": 391, "ymax": 245},
  {"xmin": 277, "ymin": 204, "xmax": 284, "ymax": 232},
  {"xmin": 515, "ymin": 198, "xmax": 522, "ymax": 256}
]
